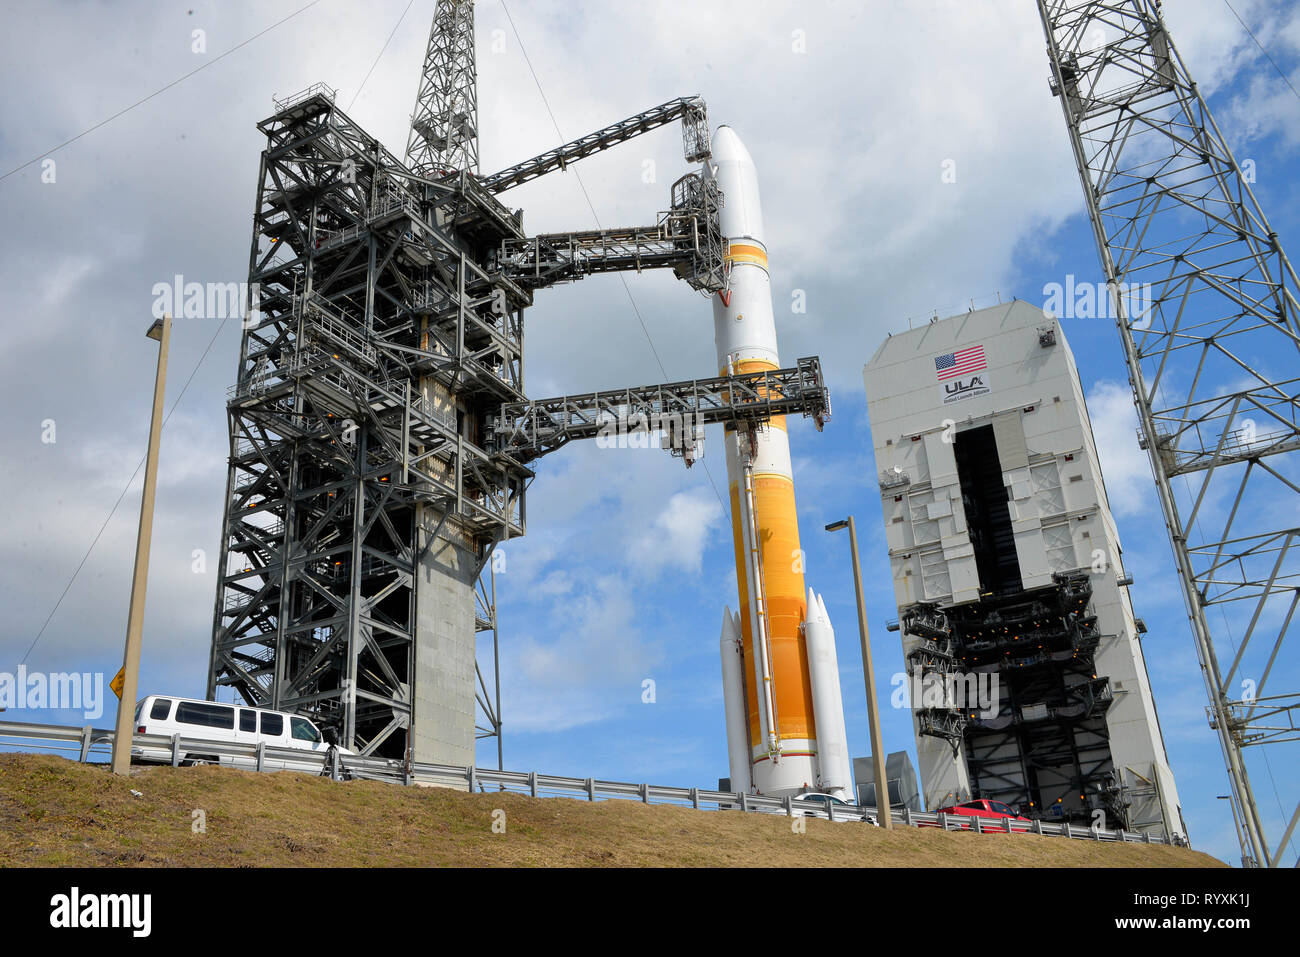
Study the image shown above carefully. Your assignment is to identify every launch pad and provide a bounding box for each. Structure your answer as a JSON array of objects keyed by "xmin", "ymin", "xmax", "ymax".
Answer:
[
  {"xmin": 193, "ymin": 0, "xmax": 1297, "ymax": 865},
  {"xmin": 205, "ymin": 9, "xmax": 830, "ymax": 765}
]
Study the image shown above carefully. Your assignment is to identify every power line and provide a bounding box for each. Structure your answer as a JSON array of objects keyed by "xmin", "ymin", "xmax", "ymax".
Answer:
[
  {"xmin": 1224, "ymin": 0, "xmax": 1300, "ymax": 102},
  {"xmin": 21, "ymin": 316, "xmax": 235, "ymax": 666},
  {"xmin": 0, "ymin": 0, "xmax": 324, "ymax": 184},
  {"xmin": 347, "ymin": 0, "xmax": 417, "ymax": 112},
  {"xmin": 16, "ymin": 0, "xmax": 403, "ymax": 659},
  {"xmin": 497, "ymin": 0, "xmax": 728, "ymax": 513}
]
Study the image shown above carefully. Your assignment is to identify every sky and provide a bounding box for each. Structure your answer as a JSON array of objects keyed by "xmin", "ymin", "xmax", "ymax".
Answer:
[{"xmin": 1, "ymin": 0, "xmax": 1298, "ymax": 867}]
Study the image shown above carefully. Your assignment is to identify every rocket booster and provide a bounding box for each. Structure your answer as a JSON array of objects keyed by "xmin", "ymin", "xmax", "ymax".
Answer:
[{"xmin": 708, "ymin": 127, "xmax": 851, "ymax": 799}]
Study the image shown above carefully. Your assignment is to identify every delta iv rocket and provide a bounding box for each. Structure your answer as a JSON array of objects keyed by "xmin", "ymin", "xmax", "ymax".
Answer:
[{"xmin": 707, "ymin": 127, "xmax": 852, "ymax": 799}]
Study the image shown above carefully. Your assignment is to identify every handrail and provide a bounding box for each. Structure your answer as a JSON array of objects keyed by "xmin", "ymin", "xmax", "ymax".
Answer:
[{"xmin": 0, "ymin": 719, "xmax": 1174, "ymax": 845}]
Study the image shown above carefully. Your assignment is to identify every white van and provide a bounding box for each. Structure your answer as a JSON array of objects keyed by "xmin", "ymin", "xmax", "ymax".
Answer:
[{"xmin": 130, "ymin": 694, "xmax": 351, "ymax": 770}]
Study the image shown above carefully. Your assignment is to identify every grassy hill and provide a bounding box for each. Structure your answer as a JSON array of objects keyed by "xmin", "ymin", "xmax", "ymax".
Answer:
[{"xmin": 0, "ymin": 754, "xmax": 1223, "ymax": 867}]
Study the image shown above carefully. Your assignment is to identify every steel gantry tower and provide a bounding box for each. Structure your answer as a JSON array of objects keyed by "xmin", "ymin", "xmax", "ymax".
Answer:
[
  {"xmin": 207, "ymin": 0, "xmax": 827, "ymax": 770},
  {"xmin": 406, "ymin": 0, "xmax": 478, "ymax": 176},
  {"xmin": 1038, "ymin": 0, "xmax": 1300, "ymax": 866}
]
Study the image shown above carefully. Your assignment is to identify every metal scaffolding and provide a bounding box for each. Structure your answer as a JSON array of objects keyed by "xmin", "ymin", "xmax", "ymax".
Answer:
[
  {"xmin": 481, "ymin": 96, "xmax": 712, "ymax": 192},
  {"xmin": 208, "ymin": 0, "xmax": 823, "ymax": 772},
  {"xmin": 208, "ymin": 86, "xmax": 530, "ymax": 759},
  {"xmin": 491, "ymin": 358, "xmax": 830, "ymax": 463},
  {"xmin": 407, "ymin": 0, "xmax": 478, "ymax": 175},
  {"xmin": 903, "ymin": 573, "xmax": 1132, "ymax": 830},
  {"xmin": 1039, "ymin": 0, "xmax": 1300, "ymax": 866},
  {"xmin": 496, "ymin": 174, "xmax": 725, "ymax": 294}
]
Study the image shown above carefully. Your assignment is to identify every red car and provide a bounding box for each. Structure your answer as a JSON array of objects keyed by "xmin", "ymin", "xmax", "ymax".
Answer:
[{"xmin": 931, "ymin": 799, "xmax": 1032, "ymax": 831}]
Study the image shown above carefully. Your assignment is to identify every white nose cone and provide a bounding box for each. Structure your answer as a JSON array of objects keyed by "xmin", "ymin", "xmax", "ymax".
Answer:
[{"xmin": 707, "ymin": 125, "xmax": 765, "ymax": 244}]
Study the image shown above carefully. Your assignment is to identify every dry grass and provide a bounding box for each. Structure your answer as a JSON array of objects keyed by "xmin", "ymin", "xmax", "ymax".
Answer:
[{"xmin": 0, "ymin": 754, "xmax": 1223, "ymax": 867}]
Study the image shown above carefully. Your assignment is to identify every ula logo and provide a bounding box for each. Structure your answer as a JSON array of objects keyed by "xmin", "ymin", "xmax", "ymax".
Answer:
[
  {"xmin": 944, "ymin": 375, "xmax": 985, "ymax": 397},
  {"xmin": 935, "ymin": 345, "xmax": 991, "ymax": 405},
  {"xmin": 49, "ymin": 887, "xmax": 151, "ymax": 937},
  {"xmin": 939, "ymin": 373, "xmax": 991, "ymax": 406}
]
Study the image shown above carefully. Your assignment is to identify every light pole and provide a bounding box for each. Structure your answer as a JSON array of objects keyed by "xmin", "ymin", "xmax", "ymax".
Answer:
[
  {"xmin": 826, "ymin": 516, "xmax": 891, "ymax": 828},
  {"xmin": 111, "ymin": 314, "xmax": 171, "ymax": 775}
]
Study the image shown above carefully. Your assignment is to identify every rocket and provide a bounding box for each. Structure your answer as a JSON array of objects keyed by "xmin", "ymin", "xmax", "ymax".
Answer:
[{"xmin": 708, "ymin": 126, "xmax": 853, "ymax": 799}]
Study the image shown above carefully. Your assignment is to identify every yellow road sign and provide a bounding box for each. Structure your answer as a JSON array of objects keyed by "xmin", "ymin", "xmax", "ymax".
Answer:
[{"xmin": 110, "ymin": 667, "xmax": 125, "ymax": 699}]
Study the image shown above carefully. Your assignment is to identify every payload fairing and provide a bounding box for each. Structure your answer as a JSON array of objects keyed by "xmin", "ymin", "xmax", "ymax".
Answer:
[{"xmin": 707, "ymin": 127, "xmax": 852, "ymax": 799}]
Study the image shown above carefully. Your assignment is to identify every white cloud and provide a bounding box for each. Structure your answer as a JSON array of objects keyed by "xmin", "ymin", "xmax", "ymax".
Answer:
[
  {"xmin": 2, "ymin": 1, "xmax": 1296, "ymax": 857},
  {"xmin": 498, "ymin": 573, "xmax": 664, "ymax": 732},
  {"xmin": 1086, "ymin": 379, "xmax": 1152, "ymax": 519},
  {"xmin": 630, "ymin": 490, "xmax": 723, "ymax": 578}
]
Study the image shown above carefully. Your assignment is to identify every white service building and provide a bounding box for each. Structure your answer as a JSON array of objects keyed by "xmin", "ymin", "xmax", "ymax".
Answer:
[{"xmin": 863, "ymin": 301, "xmax": 1184, "ymax": 839}]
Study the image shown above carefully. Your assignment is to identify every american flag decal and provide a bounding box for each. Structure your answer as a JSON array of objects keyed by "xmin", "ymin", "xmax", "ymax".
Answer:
[{"xmin": 935, "ymin": 345, "xmax": 987, "ymax": 380}]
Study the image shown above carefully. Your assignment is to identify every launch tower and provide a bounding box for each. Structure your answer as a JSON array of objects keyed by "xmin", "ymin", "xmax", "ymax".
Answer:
[{"xmin": 206, "ymin": 1, "xmax": 831, "ymax": 765}]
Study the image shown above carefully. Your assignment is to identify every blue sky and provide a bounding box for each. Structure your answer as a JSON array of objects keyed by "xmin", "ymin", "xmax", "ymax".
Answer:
[{"xmin": 1, "ymin": 0, "xmax": 1297, "ymax": 867}]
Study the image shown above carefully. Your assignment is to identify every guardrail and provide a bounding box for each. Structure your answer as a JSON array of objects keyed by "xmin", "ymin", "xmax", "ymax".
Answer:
[
  {"xmin": 272, "ymin": 82, "xmax": 336, "ymax": 114},
  {"xmin": 0, "ymin": 719, "xmax": 1176, "ymax": 846}
]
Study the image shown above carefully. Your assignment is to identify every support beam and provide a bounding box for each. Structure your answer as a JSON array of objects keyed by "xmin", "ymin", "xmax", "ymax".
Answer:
[
  {"xmin": 1039, "ymin": 0, "xmax": 1300, "ymax": 867},
  {"xmin": 481, "ymin": 96, "xmax": 711, "ymax": 193},
  {"xmin": 496, "ymin": 172, "xmax": 724, "ymax": 293},
  {"xmin": 490, "ymin": 357, "xmax": 830, "ymax": 465},
  {"xmin": 407, "ymin": 0, "xmax": 478, "ymax": 176}
]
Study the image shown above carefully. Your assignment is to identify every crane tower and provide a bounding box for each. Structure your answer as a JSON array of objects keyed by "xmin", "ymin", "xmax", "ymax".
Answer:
[{"xmin": 1038, "ymin": 0, "xmax": 1300, "ymax": 866}]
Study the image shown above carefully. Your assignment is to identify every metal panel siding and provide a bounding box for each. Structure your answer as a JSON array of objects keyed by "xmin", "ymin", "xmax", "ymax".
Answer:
[
  {"xmin": 864, "ymin": 301, "xmax": 1183, "ymax": 834},
  {"xmin": 992, "ymin": 414, "xmax": 1029, "ymax": 470},
  {"xmin": 923, "ymin": 432, "xmax": 958, "ymax": 489}
]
